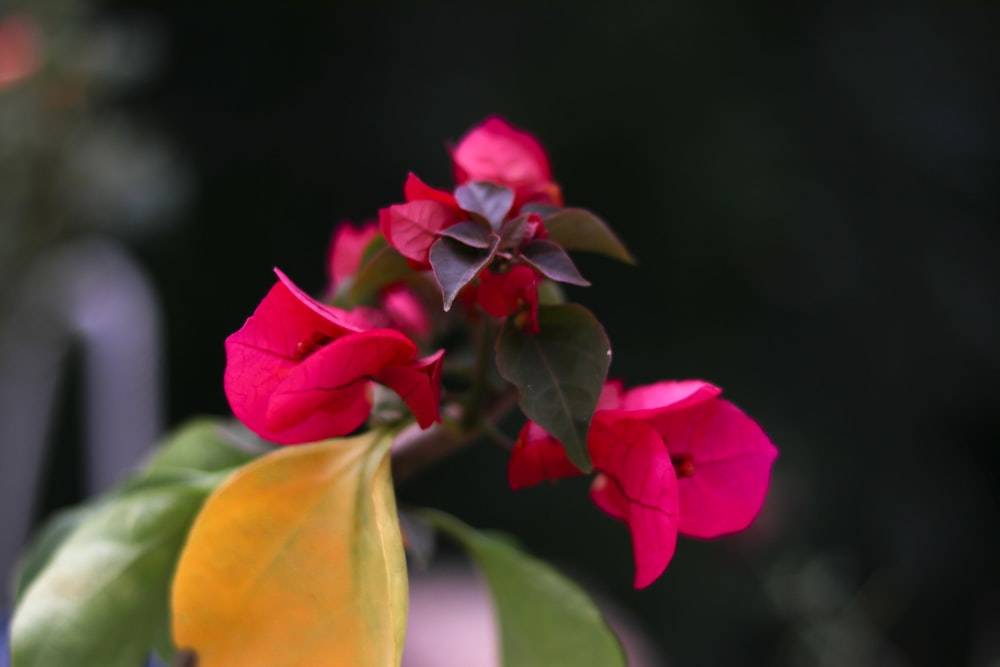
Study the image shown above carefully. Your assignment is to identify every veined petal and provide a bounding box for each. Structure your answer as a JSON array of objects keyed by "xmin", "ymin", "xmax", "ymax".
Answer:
[
  {"xmin": 650, "ymin": 398, "xmax": 777, "ymax": 538},
  {"xmin": 375, "ymin": 349, "xmax": 445, "ymax": 429},
  {"xmin": 589, "ymin": 418, "xmax": 679, "ymax": 588},
  {"xmin": 379, "ymin": 200, "xmax": 464, "ymax": 266},
  {"xmin": 452, "ymin": 117, "xmax": 553, "ymax": 189},
  {"xmin": 508, "ymin": 422, "xmax": 582, "ymax": 490}
]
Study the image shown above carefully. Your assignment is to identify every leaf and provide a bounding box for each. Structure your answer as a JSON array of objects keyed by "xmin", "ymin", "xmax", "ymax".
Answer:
[
  {"xmin": 454, "ymin": 181, "xmax": 515, "ymax": 229},
  {"xmin": 543, "ymin": 209, "xmax": 636, "ymax": 264},
  {"xmin": 437, "ymin": 219, "xmax": 493, "ymax": 248},
  {"xmin": 171, "ymin": 430, "xmax": 407, "ymax": 667},
  {"xmin": 423, "ymin": 510, "xmax": 626, "ymax": 667},
  {"xmin": 347, "ymin": 244, "xmax": 415, "ymax": 306},
  {"xmin": 495, "ymin": 304, "xmax": 611, "ymax": 472},
  {"xmin": 520, "ymin": 240, "xmax": 591, "ymax": 286},
  {"xmin": 10, "ymin": 505, "xmax": 91, "ymax": 605},
  {"xmin": 498, "ymin": 214, "xmax": 533, "ymax": 249},
  {"xmin": 10, "ymin": 478, "xmax": 215, "ymax": 667},
  {"xmin": 144, "ymin": 417, "xmax": 263, "ymax": 475},
  {"xmin": 429, "ymin": 234, "xmax": 500, "ymax": 311}
]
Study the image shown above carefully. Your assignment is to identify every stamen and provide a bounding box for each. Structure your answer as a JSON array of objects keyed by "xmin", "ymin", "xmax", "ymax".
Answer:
[
  {"xmin": 671, "ymin": 454, "xmax": 695, "ymax": 478},
  {"xmin": 293, "ymin": 331, "xmax": 333, "ymax": 361}
]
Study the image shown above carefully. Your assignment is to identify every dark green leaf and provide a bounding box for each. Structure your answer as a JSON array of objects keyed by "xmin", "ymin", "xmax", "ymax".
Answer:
[
  {"xmin": 520, "ymin": 203, "xmax": 561, "ymax": 218},
  {"xmin": 423, "ymin": 510, "xmax": 626, "ymax": 667},
  {"xmin": 495, "ymin": 304, "xmax": 611, "ymax": 472},
  {"xmin": 544, "ymin": 209, "xmax": 636, "ymax": 264},
  {"xmin": 346, "ymin": 245, "xmax": 413, "ymax": 306},
  {"xmin": 455, "ymin": 181, "xmax": 515, "ymax": 229},
  {"xmin": 521, "ymin": 240, "xmax": 591, "ymax": 286},
  {"xmin": 429, "ymin": 235, "xmax": 500, "ymax": 311},
  {"xmin": 437, "ymin": 220, "xmax": 493, "ymax": 249},
  {"xmin": 10, "ymin": 477, "xmax": 218, "ymax": 667}
]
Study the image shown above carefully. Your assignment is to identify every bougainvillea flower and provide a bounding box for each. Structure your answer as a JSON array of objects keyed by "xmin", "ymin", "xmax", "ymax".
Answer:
[
  {"xmin": 225, "ymin": 269, "xmax": 443, "ymax": 445},
  {"xmin": 451, "ymin": 116, "xmax": 563, "ymax": 208},
  {"xmin": 509, "ymin": 380, "xmax": 777, "ymax": 587},
  {"xmin": 326, "ymin": 221, "xmax": 431, "ymax": 339},
  {"xmin": 473, "ymin": 265, "xmax": 541, "ymax": 334}
]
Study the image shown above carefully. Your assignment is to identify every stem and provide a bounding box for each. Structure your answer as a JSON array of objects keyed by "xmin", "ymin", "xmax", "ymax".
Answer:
[
  {"xmin": 462, "ymin": 316, "xmax": 496, "ymax": 431},
  {"xmin": 392, "ymin": 388, "xmax": 518, "ymax": 484}
]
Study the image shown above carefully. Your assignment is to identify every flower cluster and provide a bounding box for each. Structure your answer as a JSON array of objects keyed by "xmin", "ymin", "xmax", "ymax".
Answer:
[
  {"xmin": 510, "ymin": 380, "xmax": 778, "ymax": 587},
  {"xmin": 222, "ymin": 117, "xmax": 777, "ymax": 586}
]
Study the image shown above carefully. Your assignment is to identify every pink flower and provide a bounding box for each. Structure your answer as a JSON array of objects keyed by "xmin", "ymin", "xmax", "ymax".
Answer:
[
  {"xmin": 472, "ymin": 265, "xmax": 541, "ymax": 334},
  {"xmin": 509, "ymin": 380, "xmax": 777, "ymax": 588},
  {"xmin": 327, "ymin": 221, "xmax": 432, "ymax": 339},
  {"xmin": 451, "ymin": 116, "xmax": 563, "ymax": 209},
  {"xmin": 224, "ymin": 269, "xmax": 443, "ymax": 445}
]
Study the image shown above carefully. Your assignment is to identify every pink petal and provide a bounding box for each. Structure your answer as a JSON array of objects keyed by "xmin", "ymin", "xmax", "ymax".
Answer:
[
  {"xmin": 266, "ymin": 329, "xmax": 416, "ymax": 432},
  {"xmin": 379, "ymin": 200, "xmax": 464, "ymax": 266},
  {"xmin": 327, "ymin": 221, "xmax": 379, "ymax": 288},
  {"xmin": 381, "ymin": 285, "xmax": 432, "ymax": 340},
  {"xmin": 507, "ymin": 421, "xmax": 582, "ymax": 490},
  {"xmin": 451, "ymin": 117, "xmax": 553, "ymax": 190},
  {"xmin": 404, "ymin": 172, "xmax": 460, "ymax": 209},
  {"xmin": 589, "ymin": 418, "xmax": 679, "ymax": 588},
  {"xmin": 375, "ymin": 349, "xmax": 445, "ymax": 429},
  {"xmin": 650, "ymin": 398, "xmax": 778, "ymax": 538},
  {"xmin": 596, "ymin": 380, "xmax": 625, "ymax": 411},
  {"xmin": 601, "ymin": 380, "xmax": 721, "ymax": 422},
  {"xmin": 590, "ymin": 473, "xmax": 626, "ymax": 520}
]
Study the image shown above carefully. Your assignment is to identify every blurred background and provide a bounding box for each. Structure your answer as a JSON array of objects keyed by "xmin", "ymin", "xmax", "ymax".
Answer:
[{"xmin": 2, "ymin": 2, "xmax": 999, "ymax": 666}]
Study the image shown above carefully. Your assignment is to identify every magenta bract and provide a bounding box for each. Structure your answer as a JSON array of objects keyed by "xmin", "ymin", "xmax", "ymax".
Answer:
[
  {"xmin": 508, "ymin": 379, "xmax": 777, "ymax": 587},
  {"xmin": 224, "ymin": 269, "xmax": 443, "ymax": 445}
]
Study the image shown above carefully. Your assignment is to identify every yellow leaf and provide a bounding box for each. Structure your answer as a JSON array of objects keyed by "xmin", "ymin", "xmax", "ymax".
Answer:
[{"xmin": 170, "ymin": 430, "xmax": 407, "ymax": 667}]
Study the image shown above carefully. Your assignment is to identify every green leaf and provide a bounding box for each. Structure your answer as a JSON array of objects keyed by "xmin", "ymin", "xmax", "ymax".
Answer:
[
  {"xmin": 10, "ymin": 505, "xmax": 91, "ymax": 606},
  {"xmin": 143, "ymin": 417, "xmax": 263, "ymax": 475},
  {"xmin": 455, "ymin": 181, "xmax": 515, "ymax": 229},
  {"xmin": 495, "ymin": 304, "xmax": 611, "ymax": 472},
  {"xmin": 544, "ymin": 209, "xmax": 636, "ymax": 264},
  {"xmin": 10, "ymin": 478, "xmax": 215, "ymax": 667},
  {"xmin": 521, "ymin": 240, "xmax": 591, "ymax": 286},
  {"xmin": 423, "ymin": 510, "xmax": 626, "ymax": 667},
  {"xmin": 429, "ymin": 235, "xmax": 500, "ymax": 311},
  {"xmin": 346, "ymin": 244, "xmax": 414, "ymax": 306},
  {"xmin": 438, "ymin": 220, "xmax": 493, "ymax": 249}
]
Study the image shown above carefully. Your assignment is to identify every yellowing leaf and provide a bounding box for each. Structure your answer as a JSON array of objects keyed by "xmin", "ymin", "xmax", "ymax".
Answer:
[{"xmin": 171, "ymin": 430, "xmax": 407, "ymax": 667}]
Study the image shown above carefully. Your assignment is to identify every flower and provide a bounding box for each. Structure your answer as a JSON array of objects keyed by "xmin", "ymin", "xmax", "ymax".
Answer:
[
  {"xmin": 451, "ymin": 116, "xmax": 563, "ymax": 208},
  {"xmin": 0, "ymin": 14, "xmax": 41, "ymax": 91},
  {"xmin": 224, "ymin": 269, "xmax": 443, "ymax": 445},
  {"xmin": 327, "ymin": 221, "xmax": 431, "ymax": 339},
  {"xmin": 509, "ymin": 380, "xmax": 777, "ymax": 587},
  {"xmin": 471, "ymin": 265, "xmax": 541, "ymax": 334}
]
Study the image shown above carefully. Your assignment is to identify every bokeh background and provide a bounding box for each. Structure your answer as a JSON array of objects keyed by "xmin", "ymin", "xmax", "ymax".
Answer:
[{"xmin": 2, "ymin": 3, "xmax": 999, "ymax": 666}]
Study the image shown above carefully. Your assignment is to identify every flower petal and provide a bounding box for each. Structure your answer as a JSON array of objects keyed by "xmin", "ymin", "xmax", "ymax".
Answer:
[
  {"xmin": 379, "ymin": 200, "xmax": 464, "ymax": 266},
  {"xmin": 452, "ymin": 117, "xmax": 553, "ymax": 190},
  {"xmin": 375, "ymin": 349, "xmax": 445, "ymax": 429},
  {"xmin": 650, "ymin": 398, "xmax": 778, "ymax": 538},
  {"xmin": 266, "ymin": 328, "xmax": 416, "ymax": 429},
  {"xmin": 589, "ymin": 418, "xmax": 679, "ymax": 588},
  {"xmin": 507, "ymin": 422, "xmax": 582, "ymax": 490},
  {"xmin": 404, "ymin": 172, "xmax": 459, "ymax": 209},
  {"xmin": 328, "ymin": 222, "xmax": 379, "ymax": 288},
  {"xmin": 601, "ymin": 380, "xmax": 721, "ymax": 422}
]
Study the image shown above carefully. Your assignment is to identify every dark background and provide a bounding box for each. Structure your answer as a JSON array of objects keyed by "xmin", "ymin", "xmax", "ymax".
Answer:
[{"xmin": 11, "ymin": 3, "xmax": 1000, "ymax": 666}]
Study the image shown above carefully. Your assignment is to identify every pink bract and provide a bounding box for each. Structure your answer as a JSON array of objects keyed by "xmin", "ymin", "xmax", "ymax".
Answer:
[
  {"xmin": 508, "ymin": 379, "xmax": 777, "ymax": 587},
  {"xmin": 224, "ymin": 269, "xmax": 443, "ymax": 445},
  {"xmin": 327, "ymin": 222, "xmax": 379, "ymax": 287},
  {"xmin": 451, "ymin": 116, "xmax": 563, "ymax": 208}
]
